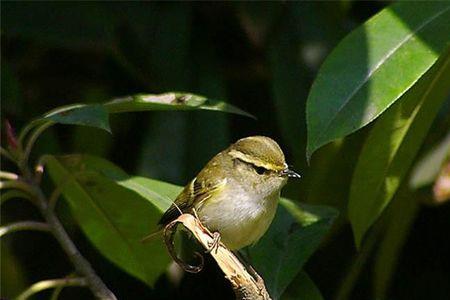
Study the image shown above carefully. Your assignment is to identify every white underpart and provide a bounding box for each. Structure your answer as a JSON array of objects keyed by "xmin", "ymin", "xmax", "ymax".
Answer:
[{"xmin": 196, "ymin": 181, "xmax": 280, "ymax": 250}]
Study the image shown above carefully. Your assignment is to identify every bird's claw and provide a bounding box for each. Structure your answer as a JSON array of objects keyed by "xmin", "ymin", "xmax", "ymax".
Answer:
[{"xmin": 205, "ymin": 231, "xmax": 221, "ymax": 254}]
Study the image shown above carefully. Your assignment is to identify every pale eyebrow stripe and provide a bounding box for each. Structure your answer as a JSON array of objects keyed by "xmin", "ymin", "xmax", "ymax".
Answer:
[{"xmin": 228, "ymin": 149, "xmax": 281, "ymax": 171}]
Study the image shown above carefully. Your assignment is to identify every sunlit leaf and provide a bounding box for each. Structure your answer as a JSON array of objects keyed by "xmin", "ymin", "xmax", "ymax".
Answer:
[
  {"xmin": 306, "ymin": 2, "xmax": 450, "ymax": 159},
  {"xmin": 105, "ymin": 92, "xmax": 254, "ymax": 118}
]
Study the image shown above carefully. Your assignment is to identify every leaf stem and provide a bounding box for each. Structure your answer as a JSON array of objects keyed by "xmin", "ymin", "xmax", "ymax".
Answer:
[
  {"xmin": 1, "ymin": 190, "xmax": 31, "ymax": 205},
  {"xmin": 48, "ymin": 185, "xmax": 63, "ymax": 211},
  {"xmin": 1, "ymin": 146, "xmax": 16, "ymax": 163},
  {"xmin": 15, "ymin": 277, "xmax": 87, "ymax": 300},
  {"xmin": 0, "ymin": 171, "xmax": 19, "ymax": 180},
  {"xmin": 0, "ymin": 180, "xmax": 36, "ymax": 197},
  {"xmin": 0, "ymin": 221, "xmax": 51, "ymax": 237},
  {"xmin": 22, "ymin": 121, "xmax": 53, "ymax": 167}
]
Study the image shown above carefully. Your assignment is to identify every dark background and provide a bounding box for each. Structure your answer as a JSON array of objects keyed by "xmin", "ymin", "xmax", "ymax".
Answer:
[{"xmin": 2, "ymin": 2, "xmax": 450, "ymax": 299}]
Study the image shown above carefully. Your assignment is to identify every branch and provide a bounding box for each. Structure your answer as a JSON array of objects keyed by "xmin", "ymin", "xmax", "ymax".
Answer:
[
  {"xmin": 31, "ymin": 186, "xmax": 117, "ymax": 300},
  {"xmin": 165, "ymin": 213, "xmax": 272, "ymax": 300},
  {"xmin": 0, "ymin": 221, "xmax": 50, "ymax": 237},
  {"xmin": 15, "ymin": 277, "xmax": 87, "ymax": 300},
  {"xmin": 0, "ymin": 171, "xmax": 19, "ymax": 180},
  {"xmin": 13, "ymin": 166, "xmax": 117, "ymax": 299}
]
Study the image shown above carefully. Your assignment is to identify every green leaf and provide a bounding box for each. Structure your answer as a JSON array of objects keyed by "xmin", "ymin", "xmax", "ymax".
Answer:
[
  {"xmin": 282, "ymin": 271, "xmax": 323, "ymax": 300},
  {"xmin": 44, "ymin": 104, "xmax": 111, "ymax": 133},
  {"xmin": 348, "ymin": 51, "xmax": 450, "ymax": 248},
  {"xmin": 410, "ymin": 132, "xmax": 450, "ymax": 188},
  {"xmin": 373, "ymin": 187, "xmax": 419, "ymax": 299},
  {"xmin": 250, "ymin": 198, "xmax": 338, "ymax": 299},
  {"xmin": 22, "ymin": 92, "xmax": 251, "ymax": 138},
  {"xmin": 306, "ymin": 2, "xmax": 450, "ymax": 159},
  {"xmin": 112, "ymin": 176, "xmax": 181, "ymax": 212},
  {"xmin": 104, "ymin": 92, "xmax": 255, "ymax": 118},
  {"xmin": 44, "ymin": 154, "xmax": 174, "ymax": 286}
]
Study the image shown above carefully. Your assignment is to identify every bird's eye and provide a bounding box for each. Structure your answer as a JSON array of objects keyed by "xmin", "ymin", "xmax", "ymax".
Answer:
[{"xmin": 254, "ymin": 166, "xmax": 267, "ymax": 175}]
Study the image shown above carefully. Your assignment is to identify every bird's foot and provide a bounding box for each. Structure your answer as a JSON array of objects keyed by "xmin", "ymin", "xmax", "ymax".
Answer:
[{"xmin": 205, "ymin": 231, "xmax": 221, "ymax": 254}]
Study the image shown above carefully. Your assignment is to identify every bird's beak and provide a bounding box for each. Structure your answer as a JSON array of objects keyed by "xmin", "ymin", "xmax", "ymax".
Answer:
[{"xmin": 281, "ymin": 168, "xmax": 301, "ymax": 179}]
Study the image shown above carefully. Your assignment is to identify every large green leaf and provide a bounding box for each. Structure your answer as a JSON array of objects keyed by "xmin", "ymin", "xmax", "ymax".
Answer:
[
  {"xmin": 44, "ymin": 154, "xmax": 177, "ymax": 286},
  {"xmin": 306, "ymin": 2, "xmax": 450, "ymax": 159},
  {"xmin": 22, "ymin": 92, "xmax": 252, "ymax": 137},
  {"xmin": 348, "ymin": 51, "xmax": 450, "ymax": 247},
  {"xmin": 250, "ymin": 198, "xmax": 338, "ymax": 299}
]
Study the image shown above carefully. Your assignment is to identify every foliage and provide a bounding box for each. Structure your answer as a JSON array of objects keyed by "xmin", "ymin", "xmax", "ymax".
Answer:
[{"xmin": 2, "ymin": 2, "xmax": 450, "ymax": 300}]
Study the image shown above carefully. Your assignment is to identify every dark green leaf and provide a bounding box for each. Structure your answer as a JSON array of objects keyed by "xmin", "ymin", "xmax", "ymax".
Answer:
[
  {"xmin": 349, "ymin": 51, "xmax": 450, "ymax": 247},
  {"xmin": 250, "ymin": 198, "xmax": 338, "ymax": 299},
  {"xmin": 105, "ymin": 92, "xmax": 255, "ymax": 118},
  {"xmin": 282, "ymin": 271, "xmax": 323, "ymax": 300},
  {"xmin": 45, "ymin": 104, "xmax": 111, "ymax": 133},
  {"xmin": 306, "ymin": 2, "xmax": 450, "ymax": 159},
  {"xmin": 44, "ymin": 154, "xmax": 173, "ymax": 286}
]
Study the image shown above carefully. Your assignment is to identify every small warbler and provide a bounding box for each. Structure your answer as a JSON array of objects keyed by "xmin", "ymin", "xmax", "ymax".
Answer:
[{"xmin": 158, "ymin": 136, "xmax": 300, "ymax": 250}]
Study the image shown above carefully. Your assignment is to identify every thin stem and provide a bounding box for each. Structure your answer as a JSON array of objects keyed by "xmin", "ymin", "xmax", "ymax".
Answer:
[
  {"xmin": 0, "ymin": 221, "xmax": 51, "ymax": 237},
  {"xmin": 22, "ymin": 121, "xmax": 53, "ymax": 166},
  {"xmin": 48, "ymin": 185, "xmax": 63, "ymax": 211},
  {"xmin": 1, "ymin": 146, "xmax": 16, "ymax": 163},
  {"xmin": 1, "ymin": 190, "xmax": 31, "ymax": 205},
  {"xmin": 0, "ymin": 171, "xmax": 19, "ymax": 180},
  {"xmin": 50, "ymin": 285, "xmax": 64, "ymax": 300},
  {"xmin": 15, "ymin": 277, "xmax": 87, "ymax": 300},
  {"xmin": 0, "ymin": 180, "xmax": 36, "ymax": 197},
  {"xmin": 18, "ymin": 119, "xmax": 43, "ymax": 145}
]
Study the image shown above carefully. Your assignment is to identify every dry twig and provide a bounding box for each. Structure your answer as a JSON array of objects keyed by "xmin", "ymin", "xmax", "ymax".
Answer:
[{"xmin": 164, "ymin": 213, "xmax": 272, "ymax": 300}]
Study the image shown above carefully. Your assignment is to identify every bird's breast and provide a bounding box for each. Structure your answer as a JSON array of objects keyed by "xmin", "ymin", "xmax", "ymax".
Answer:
[{"xmin": 196, "ymin": 185, "xmax": 279, "ymax": 250}]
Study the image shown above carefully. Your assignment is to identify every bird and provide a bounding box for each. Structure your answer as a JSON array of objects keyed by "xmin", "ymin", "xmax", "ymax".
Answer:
[{"xmin": 157, "ymin": 136, "xmax": 300, "ymax": 250}]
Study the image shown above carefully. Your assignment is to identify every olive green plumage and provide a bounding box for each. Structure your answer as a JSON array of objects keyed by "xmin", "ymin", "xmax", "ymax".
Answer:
[{"xmin": 158, "ymin": 136, "xmax": 299, "ymax": 250}]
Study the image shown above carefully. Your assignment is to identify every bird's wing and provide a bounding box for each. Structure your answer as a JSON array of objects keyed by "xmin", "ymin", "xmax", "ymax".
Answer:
[{"xmin": 158, "ymin": 175, "xmax": 226, "ymax": 226}]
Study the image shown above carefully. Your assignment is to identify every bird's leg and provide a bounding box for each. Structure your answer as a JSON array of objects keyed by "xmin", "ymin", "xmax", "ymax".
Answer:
[
  {"xmin": 205, "ymin": 231, "xmax": 221, "ymax": 254},
  {"xmin": 191, "ymin": 208, "xmax": 221, "ymax": 254}
]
